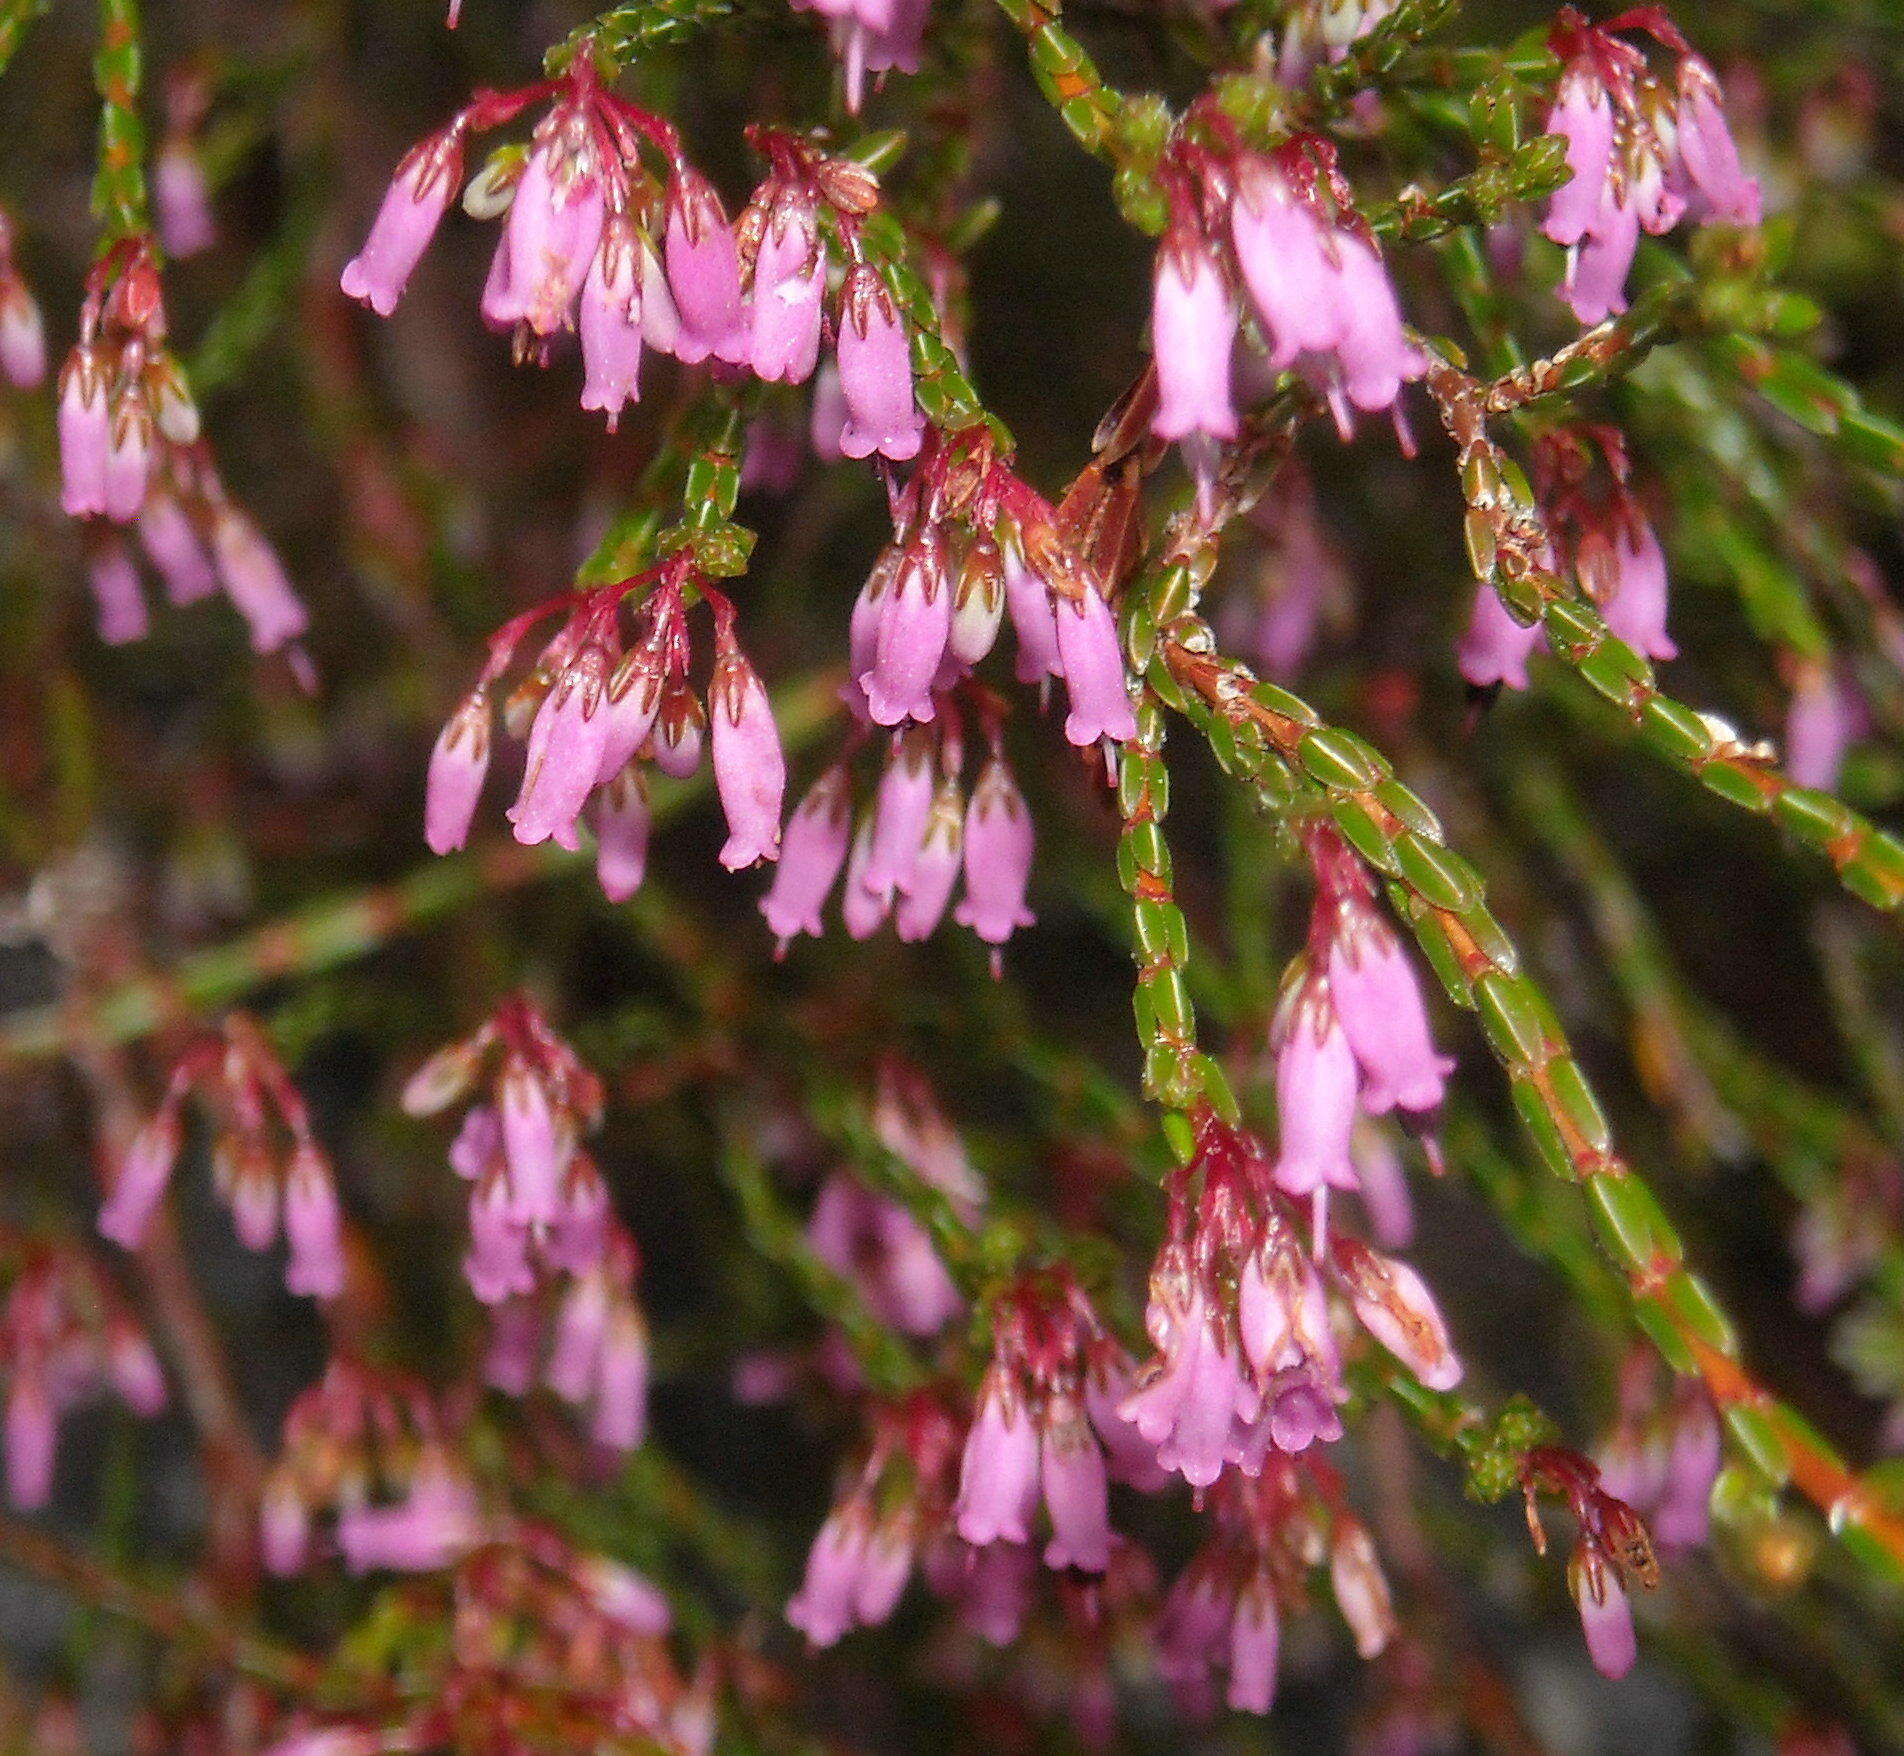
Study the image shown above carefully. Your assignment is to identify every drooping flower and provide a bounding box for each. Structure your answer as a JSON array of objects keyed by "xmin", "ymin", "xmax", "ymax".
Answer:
[{"xmin": 836, "ymin": 264, "xmax": 924, "ymax": 462}]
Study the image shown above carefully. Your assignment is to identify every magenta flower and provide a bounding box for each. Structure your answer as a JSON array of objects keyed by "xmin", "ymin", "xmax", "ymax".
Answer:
[
  {"xmin": 1571, "ymin": 1551, "xmax": 1637, "ymax": 1679},
  {"xmin": 283, "ymin": 1145, "xmax": 346, "ymax": 1300},
  {"xmin": 1052, "ymin": 582, "xmax": 1136, "ymax": 746},
  {"xmin": 156, "ymin": 138, "xmax": 217, "ymax": 259},
  {"xmin": 748, "ymin": 189, "xmax": 827, "ymax": 384},
  {"xmin": 1456, "ymin": 582, "xmax": 1543, "ymax": 691},
  {"xmin": 709, "ymin": 635, "xmax": 786, "ymax": 869},
  {"xmin": 1002, "ymin": 542, "xmax": 1063, "ymax": 684},
  {"xmin": 1150, "ymin": 238, "xmax": 1237, "ymax": 443},
  {"xmin": 761, "ymin": 765, "xmax": 854, "ymax": 950},
  {"xmin": 464, "ymin": 1171, "xmax": 536, "ymax": 1304},
  {"xmin": 1331, "ymin": 1237, "xmax": 1462, "ymax": 1392},
  {"xmin": 787, "ymin": 1503, "xmax": 914, "ymax": 1646},
  {"xmin": 593, "ymin": 764, "xmax": 652, "ymax": 902},
  {"xmin": 340, "ymin": 132, "xmax": 462, "ymax": 317},
  {"xmin": 862, "ymin": 729, "xmax": 936, "ymax": 900},
  {"xmin": 210, "ymin": 507, "xmax": 309, "ymax": 655},
  {"xmin": 138, "ymin": 492, "xmax": 218, "ymax": 604},
  {"xmin": 424, "ymin": 691, "xmax": 492, "ymax": 855},
  {"xmin": 1327, "ymin": 915, "xmax": 1453, "ymax": 1115},
  {"xmin": 498, "ymin": 1057, "xmax": 568, "ymax": 1226},
  {"xmin": 1038, "ymin": 1397, "xmax": 1110, "ymax": 1571},
  {"xmin": 1785, "ymin": 664, "xmax": 1862, "ymax": 792},
  {"xmin": 492, "ymin": 125, "xmax": 605, "ymax": 338},
  {"xmin": 509, "ymin": 644, "xmax": 612, "ymax": 850},
  {"xmin": 57, "ymin": 349, "xmax": 112, "ymax": 519},
  {"xmin": 99, "ymin": 1109, "xmax": 182, "ymax": 1250},
  {"xmin": 954, "ymin": 753, "xmax": 1036, "ymax": 952},
  {"xmin": 87, "ymin": 543, "xmax": 149, "ymax": 644},
  {"xmin": 1673, "ymin": 59, "xmax": 1761, "ymax": 225},
  {"xmin": 894, "ymin": 776, "xmax": 963, "ymax": 942},
  {"xmin": 1542, "ymin": 69, "xmax": 1616, "ymax": 252},
  {"xmin": 1226, "ymin": 1579, "xmax": 1280, "ymax": 1714},
  {"xmin": 1231, "ymin": 162, "xmax": 1341, "ymax": 369},
  {"xmin": 1580, "ymin": 514, "xmax": 1676, "ymax": 661},
  {"xmin": 841, "ymin": 813, "xmax": 891, "ymax": 940},
  {"xmin": 836, "ymin": 264, "xmax": 924, "ymax": 461},
  {"xmin": 4, "ymin": 1374, "xmax": 55, "ymax": 1510},
  {"xmin": 954, "ymin": 1374, "xmax": 1041, "ymax": 1548},
  {"xmin": 863, "ymin": 538, "xmax": 951, "ymax": 726},
  {"xmin": 665, "ymin": 167, "xmax": 749, "ymax": 366},
  {"xmin": 1121, "ymin": 1288, "xmax": 1258, "ymax": 1489},
  {"xmin": 0, "ymin": 272, "xmax": 45, "ymax": 389},
  {"xmin": 578, "ymin": 221, "xmax": 644, "ymax": 430},
  {"xmin": 1270, "ymin": 978, "xmax": 1359, "ymax": 1199}
]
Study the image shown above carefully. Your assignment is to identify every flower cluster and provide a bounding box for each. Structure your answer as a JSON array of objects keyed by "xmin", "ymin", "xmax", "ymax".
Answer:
[
  {"xmin": 424, "ymin": 549, "xmax": 784, "ymax": 887},
  {"xmin": 268, "ymin": 1525, "xmax": 706, "ymax": 1756},
  {"xmin": 1542, "ymin": 6, "xmax": 1761, "ymax": 324},
  {"xmin": 262, "ymin": 1358, "xmax": 482, "ymax": 1577},
  {"xmin": 1155, "ymin": 1461, "xmax": 1396, "ymax": 1715},
  {"xmin": 1265, "ymin": 826, "xmax": 1455, "ymax": 1224},
  {"xmin": 1122, "ymin": 1113, "xmax": 1460, "ymax": 1490},
  {"xmin": 98, "ymin": 1014, "xmax": 348, "ymax": 1301},
  {"xmin": 1521, "ymin": 1444, "xmax": 1661, "ymax": 1680},
  {"xmin": 342, "ymin": 71, "xmax": 924, "ymax": 459},
  {"xmin": 0, "ymin": 1234, "xmax": 165, "ymax": 1510},
  {"xmin": 1149, "ymin": 124, "xmax": 1421, "ymax": 497},
  {"xmin": 405, "ymin": 998, "xmax": 649, "ymax": 1451},
  {"xmin": 58, "ymin": 240, "xmax": 307, "ymax": 656},
  {"xmin": 953, "ymin": 1269, "xmax": 1163, "ymax": 1574}
]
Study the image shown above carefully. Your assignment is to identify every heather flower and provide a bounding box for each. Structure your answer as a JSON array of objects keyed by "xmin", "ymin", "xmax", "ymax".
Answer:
[
  {"xmin": 0, "ymin": 254, "xmax": 45, "ymax": 390},
  {"xmin": 86, "ymin": 543, "xmax": 150, "ymax": 644},
  {"xmin": 210, "ymin": 506, "xmax": 309, "ymax": 655},
  {"xmin": 594, "ymin": 764, "xmax": 652, "ymax": 902},
  {"xmin": 761, "ymin": 765, "xmax": 854, "ymax": 951},
  {"xmin": 340, "ymin": 131, "xmax": 463, "ymax": 317},
  {"xmin": 1002, "ymin": 541, "xmax": 1063, "ymax": 685},
  {"xmin": 709, "ymin": 629, "xmax": 786, "ymax": 869},
  {"xmin": 336, "ymin": 1455, "xmax": 482, "ymax": 1573},
  {"xmin": 955, "ymin": 1371, "xmax": 1040, "ymax": 1547},
  {"xmin": 1456, "ymin": 581, "xmax": 1543, "ymax": 691},
  {"xmin": 1785, "ymin": 662, "xmax": 1863, "ymax": 792},
  {"xmin": 1330, "ymin": 1237, "xmax": 1462, "ymax": 1392},
  {"xmin": 57, "ymin": 349, "xmax": 112, "ymax": 519},
  {"xmin": 836, "ymin": 264, "xmax": 924, "ymax": 461},
  {"xmin": 99, "ymin": 1108, "xmax": 182, "ymax": 1250},
  {"xmin": 947, "ymin": 539, "xmax": 1005, "ymax": 670},
  {"xmin": 841, "ymin": 812, "xmax": 892, "ymax": 939},
  {"xmin": 1329, "ymin": 1519, "xmax": 1396, "ymax": 1658},
  {"xmin": 425, "ymin": 691, "xmax": 492, "ymax": 855},
  {"xmin": 1269, "ymin": 972, "xmax": 1359, "ymax": 1200},
  {"xmin": 1121, "ymin": 1283, "xmax": 1258, "ymax": 1489},
  {"xmin": 651, "ymin": 678, "xmax": 706, "ymax": 777},
  {"xmin": 1038, "ymin": 1395, "xmax": 1110, "ymax": 1571},
  {"xmin": 155, "ymin": 137, "xmax": 217, "ymax": 259},
  {"xmin": 787, "ymin": 1500, "xmax": 915, "ymax": 1645},
  {"xmin": 806, "ymin": 1174, "xmax": 962, "ymax": 1335},
  {"xmin": 510, "ymin": 641, "xmax": 613, "ymax": 850},
  {"xmin": 1051, "ymin": 580, "xmax": 1137, "ymax": 747},
  {"xmin": 664, "ymin": 167, "xmax": 749, "ymax": 366},
  {"xmin": 748, "ymin": 186, "xmax": 827, "ymax": 384},
  {"xmin": 893, "ymin": 779, "xmax": 963, "ymax": 942},
  {"xmin": 1150, "ymin": 235, "xmax": 1237, "ymax": 444},
  {"xmin": 1579, "ymin": 512, "xmax": 1676, "ymax": 661},
  {"xmin": 283, "ymin": 1144, "xmax": 347, "ymax": 1300},
  {"xmin": 465, "ymin": 1170, "xmax": 537, "ymax": 1303},
  {"xmin": 1673, "ymin": 58, "xmax": 1762, "ymax": 224},
  {"xmin": 954, "ymin": 752, "xmax": 1036, "ymax": 955},
  {"xmin": 138, "ymin": 490, "xmax": 218, "ymax": 604},
  {"xmin": 863, "ymin": 537, "xmax": 952, "ymax": 727},
  {"xmin": 862, "ymin": 727, "xmax": 937, "ymax": 900},
  {"xmin": 1571, "ymin": 1550, "xmax": 1637, "ymax": 1679},
  {"xmin": 1325, "ymin": 902, "xmax": 1453, "ymax": 1117},
  {"xmin": 1226, "ymin": 1576, "xmax": 1280, "ymax": 1713},
  {"xmin": 1230, "ymin": 160, "xmax": 1343, "ymax": 369},
  {"xmin": 578, "ymin": 219, "xmax": 645, "ymax": 429},
  {"xmin": 490, "ymin": 117, "xmax": 606, "ymax": 338}
]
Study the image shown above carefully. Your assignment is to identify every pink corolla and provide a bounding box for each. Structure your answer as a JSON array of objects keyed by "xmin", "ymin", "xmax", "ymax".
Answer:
[
  {"xmin": 709, "ymin": 632, "xmax": 786, "ymax": 870},
  {"xmin": 1326, "ymin": 910, "xmax": 1453, "ymax": 1116},
  {"xmin": 1150, "ymin": 237, "xmax": 1237, "ymax": 444},
  {"xmin": 787, "ymin": 1501, "xmax": 915, "ymax": 1646},
  {"xmin": 836, "ymin": 264, "xmax": 924, "ymax": 461},
  {"xmin": 761, "ymin": 765, "xmax": 855, "ymax": 951},
  {"xmin": 340, "ymin": 131, "xmax": 463, "ymax": 317},
  {"xmin": 954, "ymin": 753, "xmax": 1036, "ymax": 953},
  {"xmin": 665, "ymin": 167, "xmax": 749, "ymax": 366},
  {"xmin": 954, "ymin": 1371, "xmax": 1041, "ymax": 1548}
]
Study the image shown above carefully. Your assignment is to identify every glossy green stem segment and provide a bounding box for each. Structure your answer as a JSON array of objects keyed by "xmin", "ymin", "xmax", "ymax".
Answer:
[
  {"xmin": 0, "ymin": 673, "xmax": 843, "ymax": 1067},
  {"xmin": 1425, "ymin": 360, "xmax": 1904, "ymax": 921},
  {"xmin": 547, "ymin": 0, "xmax": 744, "ymax": 75},
  {"xmin": 1157, "ymin": 621, "xmax": 1904, "ymax": 1583},
  {"xmin": 986, "ymin": 0, "xmax": 1129, "ymax": 166},
  {"xmin": 92, "ymin": 0, "xmax": 149, "ymax": 240}
]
